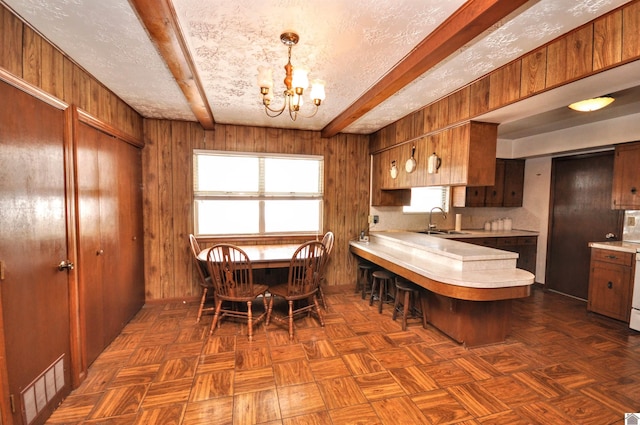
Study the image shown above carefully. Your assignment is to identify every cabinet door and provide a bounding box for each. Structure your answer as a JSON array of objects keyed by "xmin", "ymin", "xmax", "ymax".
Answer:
[
  {"xmin": 612, "ymin": 142, "xmax": 640, "ymax": 209},
  {"xmin": 448, "ymin": 124, "xmax": 470, "ymax": 185},
  {"xmin": 484, "ymin": 159, "xmax": 506, "ymax": 206},
  {"xmin": 588, "ymin": 260, "xmax": 632, "ymax": 321},
  {"xmin": 503, "ymin": 159, "xmax": 525, "ymax": 206},
  {"xmin": 464, "ymin": 187, "xmax": 486, "ymax": 207},
  {"xmin": 426, "ymin": 131, "xmax": 452, "ymax": 186}
]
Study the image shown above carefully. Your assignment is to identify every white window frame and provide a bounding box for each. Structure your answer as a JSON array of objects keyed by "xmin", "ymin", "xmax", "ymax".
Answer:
[
  {"xmin": 403, "ymin": 186, "xmax": 450, "ymax": 213},
  {"xmin": 193, "ymin": 150, "xmax": 324, "ymax": 237}
]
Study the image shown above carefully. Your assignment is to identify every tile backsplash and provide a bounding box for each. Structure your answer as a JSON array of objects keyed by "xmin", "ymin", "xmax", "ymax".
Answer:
[{"xmin": 623, "ymin": 210, "xmax": 640, "ymax": 242}]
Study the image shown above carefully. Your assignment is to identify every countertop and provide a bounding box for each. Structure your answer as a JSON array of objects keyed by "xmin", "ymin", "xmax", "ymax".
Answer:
[
  {"xmin": 405, "ymin": 229, "xmax": 539, "ymax": 239},
  {"xmin": 588, "ymin": 240, "xmax": 640, "ymax": 254},
  {"xmin": 350, "ymin": 231, "xmax": 534, "ymax": 289}
]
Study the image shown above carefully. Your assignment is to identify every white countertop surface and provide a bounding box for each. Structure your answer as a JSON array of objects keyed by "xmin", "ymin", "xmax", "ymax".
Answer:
[
  {"xmin": 350, "ymin": 232, "xmax": 534, "ymax": 289},
  {"xmin": 406, "ymin": 229, "xmax": 539, "ymax": 239},
  {"xmin": 588, "ymin": 240, "xmax": 640, "ymax": 254}
]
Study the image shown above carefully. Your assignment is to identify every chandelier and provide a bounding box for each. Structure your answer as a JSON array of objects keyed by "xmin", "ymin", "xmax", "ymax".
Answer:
[{"xmin": 257, "ymin": 32, "xmax": 326, "ymax": 121}]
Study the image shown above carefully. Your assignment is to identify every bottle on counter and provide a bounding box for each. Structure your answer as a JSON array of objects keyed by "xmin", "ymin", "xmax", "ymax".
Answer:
[{"xmin": 504, "ymin": 218, "xmax": 512, "ymax": 231}]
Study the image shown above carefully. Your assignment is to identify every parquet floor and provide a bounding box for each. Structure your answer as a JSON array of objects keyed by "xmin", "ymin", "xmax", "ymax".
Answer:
[{"xmin": 46, "ymin": 287, "xmax": 640, "ymax": 425}]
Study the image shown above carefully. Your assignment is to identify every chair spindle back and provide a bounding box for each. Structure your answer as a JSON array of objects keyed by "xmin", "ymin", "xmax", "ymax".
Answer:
[
  {"xmin": 207, "ymin": 244, "xmax": 255, "ymax": 298},
  {"xmin": 287, "ymin": 241, "xmax": 327, "ymax": 297}
]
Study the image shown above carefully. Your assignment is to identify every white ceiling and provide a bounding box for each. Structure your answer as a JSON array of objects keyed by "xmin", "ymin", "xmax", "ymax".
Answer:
[{"xmin": 2, "ymin": 0, "xmax": 638, "ymax": 139}]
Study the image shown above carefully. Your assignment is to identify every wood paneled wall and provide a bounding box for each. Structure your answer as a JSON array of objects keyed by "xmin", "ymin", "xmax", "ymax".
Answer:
[
  {"xmin": 0, "ymin": 4, "xmax": 143, "ymax": 139},
  {"xmin": 142, "ymin": 120, "xmax": 371, "ymax": 300},
  {"xmin": 370, "ymin": 0, "xmax": 640, "ymax": 153}
]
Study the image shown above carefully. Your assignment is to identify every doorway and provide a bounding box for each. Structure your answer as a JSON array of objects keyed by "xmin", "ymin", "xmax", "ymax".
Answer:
[
  {"xmin": 0, "ymin": 81, "xmax": 72, "ymax": 424},
  {"xmin": 546, "ymin": 151, "xmax": 624, "ymax": 299}
]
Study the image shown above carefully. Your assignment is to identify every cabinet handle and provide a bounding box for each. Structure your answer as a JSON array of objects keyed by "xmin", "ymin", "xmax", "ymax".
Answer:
[
  {"xmin": 607, "ymin": 281, "xmax": 613, "ymax": 289},
  {"xmin": 631, "ymin": 187, "xmax": 637, "ymax": 194}
]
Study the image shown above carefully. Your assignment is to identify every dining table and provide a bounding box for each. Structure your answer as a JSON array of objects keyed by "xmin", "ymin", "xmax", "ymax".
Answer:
[{"xmin": 197, "ymin": 243, "xmax": 302, "ymax": 269}]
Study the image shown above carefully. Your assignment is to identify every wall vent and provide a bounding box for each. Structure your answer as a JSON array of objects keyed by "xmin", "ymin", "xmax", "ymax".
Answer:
[{"xmin": 20, "ymin": 354, "xmax": 65, "ymax": 424}]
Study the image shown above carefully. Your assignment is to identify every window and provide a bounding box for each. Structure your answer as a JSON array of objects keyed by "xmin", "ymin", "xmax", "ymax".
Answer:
[
  {"xmin": 403, "ymin": 186, "xmax": 450, "ymax": 213},
  {"xmin": 193, "ymin": 150, "xmax": 323, "ymax": 236}
]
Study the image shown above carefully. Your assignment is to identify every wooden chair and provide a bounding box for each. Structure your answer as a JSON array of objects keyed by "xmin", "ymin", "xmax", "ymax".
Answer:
[
  {"xmin": 189, "ymin": 234, "xmax": 215, "ymax": 323},
  {"xmin": 317, "ymin": 231, "xmax": 334, "ymax": 309},
  {"xmin": 266, "ymin": 241, "xmax": 327, "ymax": 340},
  {"xmin": 206, "ymin": 244, "xmax": 269, "ymax": 340}
]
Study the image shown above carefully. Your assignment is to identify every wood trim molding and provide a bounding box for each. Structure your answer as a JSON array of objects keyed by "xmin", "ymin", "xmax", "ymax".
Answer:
[
  {"xmin": 129, "ymin": 0, "xmax": 215, "ymax": 130},
  {"xmin": 76, "ymin": 108, "xmax": 144, "ymax": 148},
  {"xmin": 64, "ymin": 107, "xmax": 85, "ymax": 389},
  {"xmin": 321, "ymin": 0, "xmax": 529, "ymax": 138},
  {"xmin": 0, "ymin": 67, "xmax": 68, "ymax": 110}
]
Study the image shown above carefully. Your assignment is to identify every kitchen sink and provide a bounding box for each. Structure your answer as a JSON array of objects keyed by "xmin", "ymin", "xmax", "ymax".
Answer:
[{"xmin": 417, "ymin": 230, "xmax": 469, "ymax": 235}]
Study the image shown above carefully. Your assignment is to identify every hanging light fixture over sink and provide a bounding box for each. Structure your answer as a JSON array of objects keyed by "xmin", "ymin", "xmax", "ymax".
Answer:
[{"xmin": 257, "ymin": 31, "xmax": 326, "ymax": 121}]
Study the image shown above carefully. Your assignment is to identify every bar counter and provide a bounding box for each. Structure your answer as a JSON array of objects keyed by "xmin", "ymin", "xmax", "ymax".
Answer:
[{"xmin": 349, "ymin": 231, "xmax": 534, "ymax": 346}]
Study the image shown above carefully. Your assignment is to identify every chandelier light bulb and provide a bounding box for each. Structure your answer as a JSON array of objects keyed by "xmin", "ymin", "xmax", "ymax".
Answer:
[
  {"xmin": 310, "ymin": 80, "xmax": 326, "ymax": 102},
  {"xmin": 257, "ymin": 66, "xmax": 274, "ymax": 90},
  {"xmin": 292, "ymin": 68, "xmax": 309, "ymax": 92}
]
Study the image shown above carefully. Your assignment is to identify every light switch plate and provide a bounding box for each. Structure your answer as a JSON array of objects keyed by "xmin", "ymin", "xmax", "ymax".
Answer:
[{"xmin": 628, "ymin": 216, "xmax": 636, "ymax": 226}]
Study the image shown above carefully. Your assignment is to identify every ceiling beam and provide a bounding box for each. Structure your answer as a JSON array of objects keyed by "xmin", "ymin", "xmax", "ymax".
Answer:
[
  {"xmin": 321, "ymin": 0, "xmax": 530, "ymax": 138},
  {"xmin": 129, "ymin": 0, "xmax": 215, "ymax": 130}
]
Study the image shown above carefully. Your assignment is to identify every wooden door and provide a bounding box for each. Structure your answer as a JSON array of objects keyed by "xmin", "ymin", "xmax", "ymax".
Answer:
[
  {"xmin": 107, "ymin": 138, "xmax": 144, "ymax": 343},
  {"xmin": 75, "ymin": 122, "xmax": 105, "ymax": 366},
  {"xmin": 546, "ymin": 152, "xmax": 623, "ymax": 299},
  {"xmin": 0, "ymin": 81, "xmax": 72, "ymax": 424},
  {"xmin": 76, "ymin": 121, "xmax": 144, "ymax": 366}
]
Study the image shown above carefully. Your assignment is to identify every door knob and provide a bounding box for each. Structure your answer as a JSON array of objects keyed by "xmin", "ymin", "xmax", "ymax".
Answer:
[{"xmin": 57, "ymin": 260, "xmax": 74, "ymax": 271}]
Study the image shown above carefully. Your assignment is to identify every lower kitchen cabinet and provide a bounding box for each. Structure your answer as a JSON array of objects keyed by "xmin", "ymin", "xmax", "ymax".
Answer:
[
  {"xmin": 452, "ymin": 236, "xmax": 537, "ymax": 274},
  {"xmin": 587, "ymin": 248, "xmax": 635, "ymax": 322}
]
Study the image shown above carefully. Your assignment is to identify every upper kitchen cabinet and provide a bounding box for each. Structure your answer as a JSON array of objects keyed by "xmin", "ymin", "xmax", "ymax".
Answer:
[
  {"xmin": 448, "ymin": 122, "xmax": 497, "ymax": 186},
  {"xmin": 452, "ymin": 159, "xmax": 525, "ymax": 208},
  {"xmin": 371, "ymin": 121, "xmax": 497, "ymax": 205},
  {"xmin": 371, "ymin": 147, "xmax": 411, "ymax": 206},
  {"xmin": 612, "ymin": 141, "xmax": 640, "ymax": 209},
  {"xmin": 425, "ymin": 131, "xmax": 452, "ymax": 187}
]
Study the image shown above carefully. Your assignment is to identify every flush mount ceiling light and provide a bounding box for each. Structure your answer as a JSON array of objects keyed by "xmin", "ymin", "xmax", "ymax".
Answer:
[
  {"xmin": 257, "ymin": 32, "xmax": 326, "ymax": 121},
  {"xmin": 568, "ymin": 95, "xmax": 615, "ymax": 112}
]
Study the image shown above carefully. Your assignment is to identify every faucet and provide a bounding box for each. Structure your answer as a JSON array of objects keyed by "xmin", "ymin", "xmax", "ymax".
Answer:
[{"xmin": 428, "ymin": 207, "xmax": 447, "ymax": 230}]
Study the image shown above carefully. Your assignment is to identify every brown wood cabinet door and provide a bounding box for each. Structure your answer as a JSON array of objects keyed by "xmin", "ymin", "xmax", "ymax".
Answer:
[
  {"xmin": 464, "ymin": 186, "xmax": 486, "ymax": 207},
  {"xmin": 484, "ymin": 159, "xmax": 506, "ymax": 206},
  {"xmin": 0, "ymin": 81, "xmax": 72, "ymax": 425},
  {"xmin": 503, "ymin": 159, "xmax": 525, "ymax": 207},
  {"xmin": 611, "ymin": 142, "xmax": 640, "ymax": 209},
  {"xmin": 588, "ymin": 260, "xmax": 632, "ymax": 321}
]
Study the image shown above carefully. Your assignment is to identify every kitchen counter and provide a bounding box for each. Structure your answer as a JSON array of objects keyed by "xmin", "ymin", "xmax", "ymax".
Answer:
[
  {"xmin": 349, "ymin": 231, "xmax": 534, "ymax": 346},
  {"xmin": 409, "ymin": 229, "xmax": 539, "ymax": 239},
  {"xmin": 588, "ymin": 240, "xmax": 640, "ymax": 253}
]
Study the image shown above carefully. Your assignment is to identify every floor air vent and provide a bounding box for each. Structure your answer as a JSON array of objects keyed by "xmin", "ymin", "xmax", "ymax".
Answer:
[{"xmin": 20, "ymin": 354, "xmax": 65, "ymax": 424}]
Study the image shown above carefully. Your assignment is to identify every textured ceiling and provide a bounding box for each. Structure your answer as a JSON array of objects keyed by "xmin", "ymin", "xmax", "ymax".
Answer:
[{"xmin": 1, "ymin": 0, "xmax": 636, "ymax": 136}]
